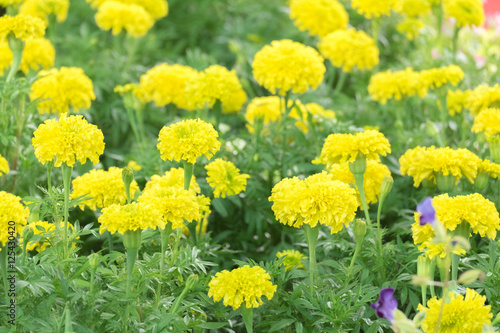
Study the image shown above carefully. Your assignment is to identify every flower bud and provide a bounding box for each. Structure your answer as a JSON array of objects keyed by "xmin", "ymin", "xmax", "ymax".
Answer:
[
  {"xmin": 417, "ymin": 255, "xmax": 431, "ymax": 278},
  {"xmin": 457, "ymin": 269, "xmax": 485, "ymax": 285},
  {"xmin": 116, "ymin": 256, "xmax": 125, "ymax": 266},
  {"xmin": 474, "ymin": 172, "xmax": 489, "ymax": 192},
  {"xmin": 122, "ymin": 229, "xmax": 142, "ymax": 250},
  {"xmin": 425, "ymin": 120, "xmax": 439, "ymax": 138},
  {"xmin": 380, "ymin": 176, "xmax": 393, "ymax": 201},
  {"xmin": 89, "ymin": 253, "xmax": 100, "ymax": 270},
  {"xmin": 122, "ymin": 167, "xmax": 134, "ymax": 190},
  {"xmin": 349, "ymin": 154, "xmax": 367, "ymax": 175},
  {"xmin": 186, "ymin": 274, "xmax": 199, "ymax": 290},
  {"xmin": 488, "ymin": 135, "xmax": 500, "ymax": 163},
  {"xmin": 353, "ymin": 219, "xmax": 366, "ymax": 244}
]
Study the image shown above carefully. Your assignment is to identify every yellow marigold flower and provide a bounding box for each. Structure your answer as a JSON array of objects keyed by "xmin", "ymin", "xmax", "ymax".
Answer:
[
  {"xmin": 19, "ymin": 0, "xmax": 70, "ymax": 23},
  {"xmin": 289, "ymin": 101, "xmax": 337, "ymax": 134},
  {"xmin": 183, "ymin": 195, "xmax": 211, "ymax": 237},
  {"xmin": 0, "ymin": 154, "xmax": 9, "ymax": 176},
  {"xmin": 351, "ymin": 0, "xmax": 398, "ymax": 18},
  {"xmin": 314, "ymin": 130, "xmax": 391, "ymax": 167},
  {"xmin": 418, "ymin": 289, "xmax": 492, "ymax": 332},
  {"xmin": 32, "ymin": 113, "xmax": 105, "ymax": 167},
  {"xmin": 0, "ymin": 0, "xmax": 23, "ymax": 7},
  {"xmin": 19, "ymin": 221, "xmax": 54, "ymax": 252},
  {"xmin": 138, "ymin": 186, "xmax": 200, "ymax": 230},
  {"xmin": 143, "ymin": 167, "xmax": 201, "ymax": 194},
  {"xmin": 472, "ymin": 108, "xmax": 500, "ymax": 137},
  {"xmin": 114, "ymin": 83, "xmax": 138, "ymax": 95},
  {"xmin": 205, "ymin": 159, "xmax": 250, "ymax": 198},
  {"xmin": 420, "ymin": 65, "xmax": 464, "ymax": 90},
  {"xmin": 269, "ymin": 172, "xmax": 358, "ymax": 233},
  {"xmin": 319, "ymin": 28, "xmax": 379, "ymax": 72},
  {"xmin": 396, "ymin": 0, "xmax": 431, "ymax": 17},
  {"xmin": 71, "ymin": 167, "xmax": 139, "ymax": 211},
  {"xmin": 477, "ymin": 159, "xmax": 500, "ymax": 178},
  {"xmin": 208, "ymin": 265, "xmax": 277, "ymax": 309},
  {"xmin": 95, "ymin": 1, "xmax": 154, "ymax": 38},
  {"xmin": 184, "ymin": 65, "xmax": 247, "ymax": 113},
  {"xmin": 157, "ymin": 119, "xmax": 221, "ymax": 164},
  {"xmin": 276, "ymin": 249, "xmax": 307, "ymax": 271},
  {"xmin": 399, "ymin": 146, "xmax": 480, "ymax": 187},
  {"xmin": 318, "ymin": 29, "xmax": 379, "ymax": 72},
  {"xmin": 252, "ymin": 39, "xmax": 325, "ymax": 95},
  {"xmin": 127, "ymin": 160, "xmax": 141, "ymax": 171},
  {"xmin": 20, "ymin": 37, "xmax": 55, "ymax": 74},
  {"xmin": 396, "ymin": 18, "xmax": 424, "ymax": 40},
  {"xmin": 0, "ymin": 41, "xmax": 12, "ymax": 76},
  {"xmin": 87, "ymin": 0, "xmax": 168, "ymax": 21},
  {"xmin": 99, "ymin": 202, "xmax": 163, "ymax": 234},
  {"xmin": 0, "ymin": 191, "xmax": 29, "ymax": 247},
  {"xmin": 136, "ymin": 63, "xmax": 198, "ymax": 109},
  {"xmin": 245, "ymin": 96, "xmax": 283, "ymax": 128},
  {"xmin": 467, "ymin": 84, "xmax": 500, "ymax": 116},
  {"xmin": 0, "ymin": 15, "xmax": 46, "ymax": 41},
  {"xmin": 30, "ymin": 67, "xmax": 95, "ymax": 114},
  {"xmin": 443, "ymin": 0, "xmax": 484, "ymax": 28},
  {"xmin": 368, "ymin": 68, "xmax": 428, "ymax": 104},
  {"xmin": 447, "ymin": 89, "xmax": 470, "ymax": 116},
  {"xmin": 327, "ymin": 160, "xmax": 391, "ymax": 205},
  {"xmin": 289, "ymin": 0, "xmax": 348, "ymax": 37}
]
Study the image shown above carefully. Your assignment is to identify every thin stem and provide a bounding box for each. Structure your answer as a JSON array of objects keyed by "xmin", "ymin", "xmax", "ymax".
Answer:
[
  {"xmin": 430, "ymin": 260, "xmax": 436, "ymax": 298},
  {"xmin": 0, "ymin": 246, "xmax": 9, "ymax": 297},
  {"xmin": 353, "ymin": 173, "xmax": 372, "ymax": 226},
  {"xmin": 241, "ymin": 306, "xmax": 254, "ymax": 333},
  {"xmin": 157, "ymin": 224, "xmax": 172, "ymax": 306},
  {"xmin": 435, "ymin": 0, "xmax": 443, "ymax": 52},
  {"xmin": 126, "ymin": 247, "xmax": 139, "ymax": 299},
  {"xmin": 333, "ymin": 70, "xmax": 347, "ymax": 95},
  {"xmin": 126, "ymin": 106, "xmax": 141, "ymax": 147},
  {"xmin": 348, "ymin": 238, "xmax": 363, "ymax": 272},
  {"xmin": 303, "ymin": 225, "xmax": 319, "ymax": 294},
  {"xmin": 213, "ymin": 99, "xmax": 222, "ymax": 133},
  {"xmin": 107, "ymin": 232, "xmax": 114, "ymax": 253},
  {"xmin": 182, "ymin": 161, "xmax": 194, "ymax": 191},
  {"xmin": 435, "ymin": 244, "xmax": 452, "ymax": 333},
  {"xmin": 61, "ymin": 164, "xmax": 73, "ymax": 259},
  {"xmin": 490, "ymin": 238, "xmax": 497, "ymax": 272},
  {"xmin": 452, "ymin": 26, "xmax": 460, "ymax": 62},
  {"xmin": 371, "ymin": 18, "xmax": 380, "ymax": 45},
  {"xmin": 376, "ymin": 197, "xmax": 385, "ymax": 257},
  {"xmin": 438, "ymin": 88, "xmax": 448, "ymax": 147},
  {"xmin": 6, "ymin": 38, "xmax": 24, "ymax": 83},
  {"xmin": 47, "ymin": 163, "xmax": 53, "ymax": 191}
]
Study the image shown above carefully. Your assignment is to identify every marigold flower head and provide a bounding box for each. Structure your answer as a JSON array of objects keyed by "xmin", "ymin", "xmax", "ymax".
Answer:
[
  {"xmin": 399, "ymin": 146, "xmax": 480, "ymax": 187},
  {"xmin": 418, "ymin": 289, "xmax": 492, "ymax": 332},
  {"xmin": 396, "ymin": 18, "xmax": 424, "ymax": 40},
  {"xmin": 1, "ymin": 37, "xmax": 54, "ymax": 75},
  {"xmin": 32, "ymin": 113, "xmax": 105, "ymax": 167},
  {"xmin": 467, "ymin": 84, "xmax": 500, "ymax": 116},
  {"xmin": 0, "ymin": 191, "xmax": 29, "ymax": 247},
  {"xmin": 30, "ymin": 67, "xmax": 95, "ymax": 114},
  {"xmin": 138, "ymin": 186, "xmax": 200, "ymax": 230},
  {"xmin": 447, "ymin": 89, "xmax": 470, "ymax": 116},
  {"xmin": 396, "ymin": 0, "xmax": 431, "ymax": 17},
  {"xmin": 95, "ymin": 1, "xmax": 154, "ymax": 38},
  {"xmin": 127, "ymin": 160, "xmax": 141, "ymax": 171},
  {"xmin": 351, "ymin": 0, "xmax": 398, "ymax": 18},
  {"xmin": 135, "ymin": 63, "xmax": 198, "ymax": 109},
  {"xmin": 420, "ymin": 65, "xmax": 464, "ymax": 90},
  {"xmin": 87, "ymin": 0, "xmax": 168, "ymax": 20},
  {"xmin": 184, "ymin": 65, "xmax": 247, "ymax": 113},
  {"xmin": 314, "ymin": 130, "xmax": 391, "ymax": 167},
  {"xmin": 157, "ymin": 119, "xmax": 221, "ymax": 164},
  {"xmin": 276, "ymin": 249, "xmax": 307, "ymax": 271},
  {"xmin": 252, "ymin": 39, "xmax": 325, "ymax": 95},
  {"xmin": 205, "ymin": 159, "xmax": 250, "ymax": 198},
  {"xmin": 472, "ymin": 108, "xmax": 500, "ymax": 137},
  {"xmin": 0, "ymin": 0, "xmax": 23, "ymax": 6},
  {"xmin": 71, "ymin": 167, "xmax": 139, "ymax": 211},
  {"xmin": 245, "ymin": 96, "xmax": 283, "ymax": 129},
  {"xmin": 0, "ymin": 154, "xmax": 9, "ymax": 176},
  {"xmin": 208, "ymin": 265, "xmax": 277, "ymax": 309},
  {"xmin": 368, "ymin": 68, "xmax": 428, "ymax": 104},
  {"xmin": 144, "ymin": 167, "xmax": 200, "ymax": 194},
  {"xmin": 477, "ymin": 159, "xmax": 500, "ymax": 178},
  {"xmin": 99, "ymin": 202, "xmax": 163, "ymax": 234},
  {"xmin": 269, "ymin": 172, "xmax": 358, "ymax": 233},
  {"xmin": 0, "ymin": 15, "xmax": 46, "ymax": 41},
  {"xmin": 289, "ymin": 101, "xmax": 336, "ymax": 134},
  {"xmin": 443, "ymin": 0, "xmax": 484, "ymax": 28},
  {"xmin": 19, "ymin": 0, "xmax": 70, "ymax": 23},
  {"xmin": 327, "ymin": 160, "xmax": 391, "ymax": 205},
  {"xmin": 289, "ymin": 0, "xmax": 348, "ymax": 37},
  {"xmin": 319, "ymin": 28, "xmax": 379, "ymax": 72}
]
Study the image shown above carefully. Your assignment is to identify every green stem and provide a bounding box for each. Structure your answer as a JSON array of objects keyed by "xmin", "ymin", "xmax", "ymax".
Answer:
[
  {"xmin": 182, "ymin": 161, "xmax": 194, "ymax": 191},
  {"xmin": 157, "ymin": 224, "xmax": 172, "ymax": 305},
  {"xmin": 213, "ymin": 99, "xmax": 222, "ymax": 133},
  {"xmin": 241, "ymin": 306, "xmax": 254, "ymax": 333},
  {"xmin": 0, "ymin": 246, "xmax": 9, "ymax": 298},
  {"xmin": 6, "ymin": 38, "xmax": 24, "ymax": 83},
  {"xmin": 430, "ymin": 260, "xmax": 436, "ymax": 298},
  {"xmin": 353, "ymin": 173, "xmax": 372, "ymax": 226},
  {"xmin": 47, "ymin": 161, "xmax": 53, "ymax": 191},
  {"xmin": 490, "ymin": 238, "xmax": 498, "ymax": 272},
  {"xmin": 326, "ymin": 64, "xmax": 336, "ymax": 88},
  {"xmin": 126, "ymin": 106, "xmax": 142, "ymax": 147},
  {"xmin": 333, "ymin": 70, "xmax": 347, "ymax": 95},
  {"xmin": 61, "ymin": 164, "xmax": 73, "ymax": 259},
  {"xmin": 438, "ymin": 89, "xmax": 448, "ymax": 147},
  {"xmin": 421, "ymin": 285, "xmax": 427, "ymax": 308},
  {"xmin": 436, "ymin": 0, "xmax": 443, "ymax": 52},
  {"xmin": 303, "ymin": 225, "xmax": 319, "ymax": 294},
  {"xmin": 452, "ymin": 26, "xmax": 460, "ymax": 62},
  {"xmin": 349, "ymin": 238, "xmax": 363, "ymax": 272},
  {"xmin": 371, "ymin": 18, "xmax": 380, "ymax": 45},
  {"xmin": 435, "ymin": 248, "xmax": 451, "ymax": 333},
  {"xmin": 107, "ymin": 232, "xmax": 114, "ymax": 253},
  {"xmin": 451, "ymin": 254, "xmax": 459, "ymax": 282},
  {"xmin": 376, "ymin": 197, "xmax": 384, "ymax": 258},
  {"xmin": 126, "ymin": 247, "xmax": 139, "ymax": 299}
]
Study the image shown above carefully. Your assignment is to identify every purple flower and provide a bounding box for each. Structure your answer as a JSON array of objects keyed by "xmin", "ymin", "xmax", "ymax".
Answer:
[
  {"xmin": 371, "ymin": 288, "xmax": 398, "ymax": 324},
  {"xmin": 417, "ymin": 197, "xmax": 436, "ymax": 226}
]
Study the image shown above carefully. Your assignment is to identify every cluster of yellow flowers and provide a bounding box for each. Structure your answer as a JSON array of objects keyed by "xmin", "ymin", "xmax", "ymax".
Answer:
[
  {"xmin": 32, "ymin": 113, "xmax": 105, "ymax": 167},
  {"xmin": 276, "ymin": 249, "xmax": 307, "ymax": 271},
  {"xmin": 0, "ymin": 14, "xmax": 46, "ymax": 41},
  {"xmin": 0, "ymin": 38, "xmax": 55, "ymax": 76},
  {"xmin": 396, "ymin": 18, "xmax": 425, "ymax": 41},
  {"xmin": 208, "ymin": 265, "xmax": 277, "ymax": 309},
  {"xmin": 396, "ymin": 0, "xmax": 431, "ymax": 18},
  {"xmin": 157, "ymin": 119, "xmax": 221, "ymax": 164},
  {"xmin": 245, "ymin": 96, "xmax": 283, "ymax": 130},
  {"xmin": 472, "ymin": 108, "xmax": 500, "ymax": 137},
  {"xmin": 467, "ymin": 84, "xmax": 500, "ymax": 116},
  {"xmin": 369, "ymin": 65, "xmax": 463, "ymax": 104},
  {"xmin": 90, "ymin": 0, "xmax": 168, "ymax": 37},
  {"xmin": 313, "ymin": 130, "xmax": 391, "ymax": 166},
  {"xmin": 447, "ymin": 89, "xmax": 471, "ymax": 115},
  {"xmin": 318, "ymin": 28, "xmax": 379, "ymax": 72},
  {"xmin": 252, "ymin": 39, "xmax": 325, "ymax": 95},
  {"xmin": 443, "ymin": 0, "xmax": 484, "ymax": 28},
  {"xmin": 98, "ymin": 202, "xmax": 163, "ymax": 235},
  {"xmin": 417, "ymin": 289, "xmax": 492, "ymax": 332},
  {"xmin": 30, "ymin": 67, "xmax": 95, "ymax": 114},
  {"xmin": 399, "ymin": 146, "xmax": 480, "ymax": 187},
  {"xmin": 0, "ymin": 191, "xmax": 29, "ymax": 247},
  {"xmin": 269, "ymin": 172, "xmax": 358, "ymax": 234},
  {"xmin": 351, "ymin": 0, "xmax": 399, "ymax": 19},
  {"xmin": 144, "ymin": 167, "xmax": 201, "ymax": 194},
  {"xmin": 20, "ymin": 0, "xmax": 70, "ymax": 23},
  {"xmin": 0, "ymin": 154, "xmax": 9, "ymax": 176},
  {"xmin": 205, "ymin": 159, "xmax": 250, "ymax": 198},
  {"xmin": 288, "ymin": 0, "xmax": 348, "ymax": 37},
  {"xmin": 71, "ymin": 167, "xmax": 140, "ymax": 211}
]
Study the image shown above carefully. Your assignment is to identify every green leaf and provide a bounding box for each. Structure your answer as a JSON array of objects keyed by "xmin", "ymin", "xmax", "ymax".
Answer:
[
  {"xmin": 269, "ymin": 318, "xmax": 295, "ymax": 332},
  {"xmin": 196, "ymin": 322, "xmax": 228, "ymax": 329}
]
